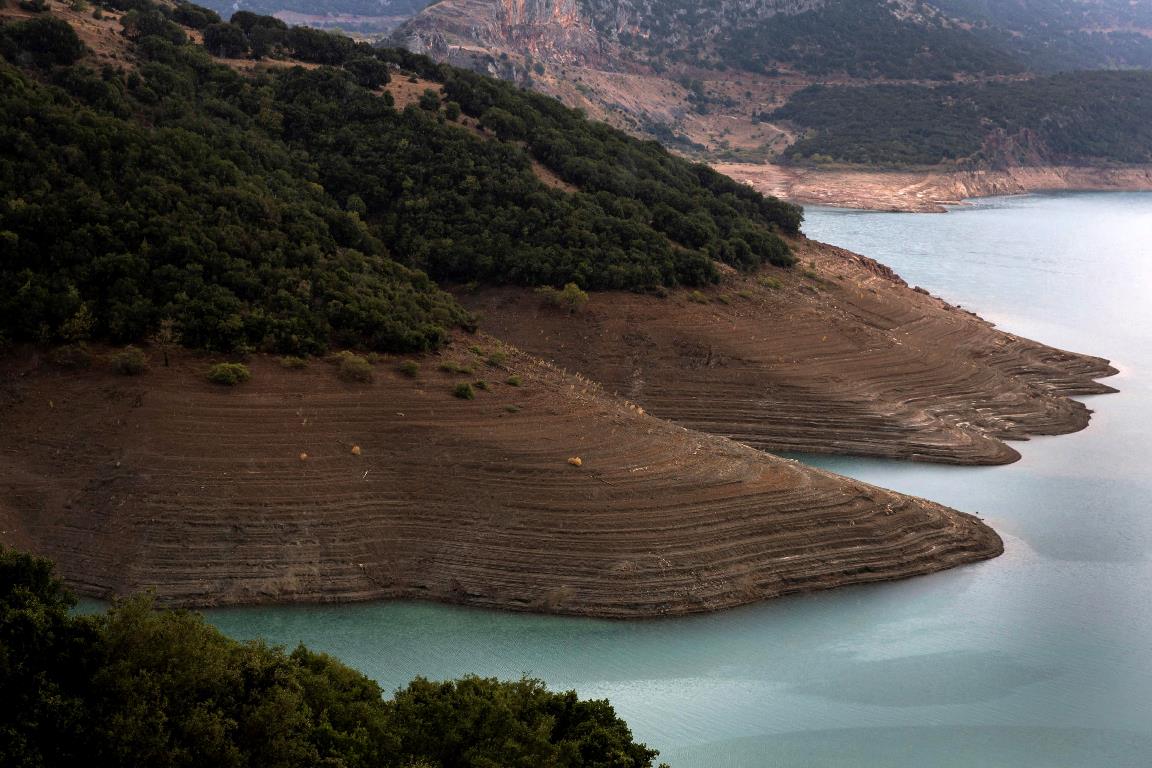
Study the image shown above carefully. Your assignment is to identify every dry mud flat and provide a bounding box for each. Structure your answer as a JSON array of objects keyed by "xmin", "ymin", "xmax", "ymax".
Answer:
[
  {"xmin": 0, "ymin": 342, "xmax": 1000, "ymax": 617},
  {"xmin": 714, "ymin": 162, "xmax": 1152, "ymax": 212},
  {"xmin": 462, "ymin": 238, "xmax": 1117, "ymax": 465}
]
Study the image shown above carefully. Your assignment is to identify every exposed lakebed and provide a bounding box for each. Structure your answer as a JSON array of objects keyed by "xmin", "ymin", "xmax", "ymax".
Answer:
[{"xmin": 206, "ymin": 193, "xmax": 1152, "ymax": 767}]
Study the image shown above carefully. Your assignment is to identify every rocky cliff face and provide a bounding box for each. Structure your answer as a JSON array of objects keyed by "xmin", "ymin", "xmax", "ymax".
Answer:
[
  {"xmin": 396, "ymin": 0, "xmax": 831, "ymax": 68},
  {"xmin": 396, "ymin": 0, "xmax": 607, "ymax": 67}
]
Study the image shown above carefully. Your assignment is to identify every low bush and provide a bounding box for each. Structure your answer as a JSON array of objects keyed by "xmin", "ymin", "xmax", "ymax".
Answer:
[
  {"xmin": 537, "ymin": 283, "xmax": 589, "ymax": 312},
  {"xmin": 453, "ymin": 382, "xmax": 475, "ymax": 400},
  {"xmin": 397, "ymin": 360, "xmax": 419, "ymax": 377},
  {"xmin": 474, "ymin": 380, "xmax": 489, "ymax": 391},
  {"xmin": 338, "ymin": 353, "xmax": 374, "ymax": 383},
  {"xmin": 505, "ymin": 375, "xmax": 522, "ymax": 387},
  {"xmin": 47, "ymin": 344, "xmax": 91, "ymax": 369},
  {"xmin": 439, "ymin": 360, "xmax": 473, "ymax": 375},
  {"xmin": 278, "ymin": 355, "xmax": 308, "ymax": 369},
  {"xmin": 207, "ymin": 362, "xmax": 250, "ymax": 386},
  {"xmin": 111, "ymin": 346, "xmax": 148, "ymax": 376}
]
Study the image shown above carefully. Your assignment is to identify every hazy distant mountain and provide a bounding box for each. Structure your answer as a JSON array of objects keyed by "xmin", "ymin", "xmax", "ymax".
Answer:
[
  {"xmin": 396, "ymin": 0, "xmax": 1152, "ymax": 75},
  {"xmin": 386, "ymin": 0, "xmax": 1152, "ymax": 164},
  {"xmin": 396, "ymin": 0, "xmax": 1026, "ymax": 79}
]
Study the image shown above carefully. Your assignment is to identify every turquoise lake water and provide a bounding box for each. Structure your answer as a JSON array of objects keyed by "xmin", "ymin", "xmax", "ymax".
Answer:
[{"xmin": 206, "ymin": 193, "xmax": 1152, "ymax": 767}]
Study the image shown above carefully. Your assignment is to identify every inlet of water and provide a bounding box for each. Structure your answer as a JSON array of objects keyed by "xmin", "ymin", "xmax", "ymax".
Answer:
[{"xmin": 207, "ymin": 193, "xmax": 1152, "ymax": 767}]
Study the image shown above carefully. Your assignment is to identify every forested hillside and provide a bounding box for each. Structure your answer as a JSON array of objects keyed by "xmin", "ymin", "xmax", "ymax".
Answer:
[
  {"xmin": 393, "ymin": 0, "xmax": 1152, "ymax": 167},
  {"xmin": 0, "ymin": 2, "xmax": 800, "ymax": 354},
  {"xmin": 934, "ymin": 0, "xmax": 1152, "ymax": 70},
  {"xmin": 773, "ymin": 71, "xmax": 1152, "ymax": 166},
  {"xmin": 718, "ymin": 0, "xmax": 1022, "ymax": 80}
]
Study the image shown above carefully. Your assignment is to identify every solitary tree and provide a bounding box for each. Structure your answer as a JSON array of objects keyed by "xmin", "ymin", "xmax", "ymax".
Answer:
[{"xmin": 148, "ymin": 317, "xmax": 179, "ymax": 367}]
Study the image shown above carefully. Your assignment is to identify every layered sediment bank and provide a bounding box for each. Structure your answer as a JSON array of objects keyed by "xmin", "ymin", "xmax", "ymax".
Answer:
[
  {"xmin": 462, "ymin": 238, "xmax": 1117, "ymax": 465},
  {"xmin": 0, "ymin": 343, "xmax": 1000, "ymax": 616}
]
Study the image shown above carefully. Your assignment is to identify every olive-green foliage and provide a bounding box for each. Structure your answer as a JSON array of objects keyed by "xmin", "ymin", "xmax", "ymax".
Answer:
[
  {"xmin": 537, "ymin": 282, "xmax": 589, "ymax": 312},
  {"xmin": 438, "ymin": 360, "xmax": 473, "ymax": 375},
  {"xmin": 0, "ymin": 16, "xmax": 87, "ymax": 68},
  {"xmin": 0, "ymin": 548, "xmax": 102, "ymax": 768},
  {"xmin": 111, "ymin": 345, "xmax": 149, "ymax": 375},
  {"xmin": 928, "ymin": 0, "xmax": 1152, "ymax": 72},
  {"xmin": 473, "ymin": 379, "xmax": 489, "ymax": 391},
  {"xmin": 505, "ymin": 374, "xmax": 521, "ymax": 387},
  {"xmin": 206, "ymin": 361, "xmax": 250, "ymax": 385},
  {"xmin": 0, "ymin": 35, "xmax": 468, "ymax": 355},
  {"xmin": 337, "ymin": 351, "xmax": 374, "ymax": 382},
  {"xmin": 0, "ymin": 4, "xmax": 801, "ymax": 356},
  {"xmin": 726, "ymin": 0, "xmax": 1021, "ymax": 80},
  {"xmin": 202, "ymin": 21, "xmax": 249, "ymax": 57},
  {"xmin": 171, "ymin": 3, "xmax": 221, "ymax": 30},
  {"xmin": 48, "ymin": 344, "xmax": 93, "ymax": 369},
  {"xmin": 0, "ymin": 547, "xmax": 666, "ymax": 768},
  {"xmin": 774, "ymin": 71, "xmax": 1152, "ymax": 166},
  {"xmin": 278, "ymin": 354, "xmax": 307, "ymax": 368},
  {"xmin": 397, "ymin": 359, "xmax": 419, "ymax": 377},
  {"xmin": 453, "ymin": 382, "xmax": 474, "ymax": 399},
  {"xmin": 418, "ymin": 87, "xmax": 440, "ymax": 111}
]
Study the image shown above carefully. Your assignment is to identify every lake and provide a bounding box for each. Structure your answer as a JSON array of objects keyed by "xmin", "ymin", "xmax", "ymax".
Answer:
[{"xmin": 206, "ymin": 192, "xmax": 1152, "ymax": 767}]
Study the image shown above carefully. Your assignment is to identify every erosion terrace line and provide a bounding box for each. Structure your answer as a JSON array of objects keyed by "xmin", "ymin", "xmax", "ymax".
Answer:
[
  {"xmin": 462, "ymin": 238, "xmax": 1116, "ymax": 467},
  {"xmin": 0, "ymin": 235, "xmax": 1117, "ymax": 617}
]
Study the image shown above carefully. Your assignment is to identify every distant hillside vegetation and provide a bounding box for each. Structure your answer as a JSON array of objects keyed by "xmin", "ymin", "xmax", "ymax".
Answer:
[
  {"xmin": 575, "ymin": 0, "xmax": 1023, "ymax": 80},
  {"xmin": 0, "ymin": 3, "xmax": 801, "ymax": 354},
  {"xmin": 721, "ymin": 0, "xmax": 1022, "ymax": 80},
  {"xmin": 933, "ymin": 0, "xmax": 1152, "ymax": 71},
  {"xmin": 773, "ymin": 71, "xmax": 1152, "ymax": 166}
]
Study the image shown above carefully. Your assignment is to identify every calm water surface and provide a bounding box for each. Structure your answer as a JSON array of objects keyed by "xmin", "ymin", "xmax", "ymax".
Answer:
[{"xmin": 207, "ymin": 193, "xmax": 1152, "ymax": 767}]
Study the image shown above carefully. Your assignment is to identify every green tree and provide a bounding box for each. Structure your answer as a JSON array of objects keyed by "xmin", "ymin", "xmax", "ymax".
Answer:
[
  {"xmin": 202, "ymin": 22, "xmax": 250, "ymax": 58},
  {"xmin": 418, "ymin": 88, "xmax": 441, "ymax": 111},
  {"xmin": 0, "ymin": 16, "xmax": 86, "ymax": 67}
]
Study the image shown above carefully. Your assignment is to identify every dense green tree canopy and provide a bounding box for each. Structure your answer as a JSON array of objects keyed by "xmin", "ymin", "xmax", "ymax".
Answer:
[
  {"xmin": 0, "ymin": 547, "xmax": 666, "ymax": 768},
  {"xmin": 0, "ymin": 3, "xmax": 801, "ymax": 353}
]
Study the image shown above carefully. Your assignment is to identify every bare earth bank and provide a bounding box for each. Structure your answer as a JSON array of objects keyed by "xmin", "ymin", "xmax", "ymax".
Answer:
[
  {"xmin": 714, "ymin": 163, "xmax": 1152, "ymax": 212},
  {"xmin": 0, "ymin": 341, "xmax": 1001, "ymax": 617}
]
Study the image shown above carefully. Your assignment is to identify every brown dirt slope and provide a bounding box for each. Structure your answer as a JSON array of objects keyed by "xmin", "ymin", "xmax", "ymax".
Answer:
[
  {"xmin": 459, "ymin": 238, "xmax": 1116, "ymax": 465},
  {"xmin": 715, "ymin": 162, "xmax": 1152, "ymax": 212},
  {"xmin": 0, "ymin": 341, "xmax": 1000, "ymax": 617}
]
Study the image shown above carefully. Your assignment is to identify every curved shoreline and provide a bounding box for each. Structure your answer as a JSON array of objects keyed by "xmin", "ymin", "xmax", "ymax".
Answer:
[
  {"xmin": 461, "ymin": 238, "xmax": 1117, "ymax": 468},
  {"xmin": 0, "ymin": 341, "xmax": 1001, "ymax": 617},
  {"xmin": 0, "ymin": 241, "xmax": 1114, "ymax": 617},
  {"xmin": 713, "ymin": 162, "xmax": 1152, "ymax": 212}
]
